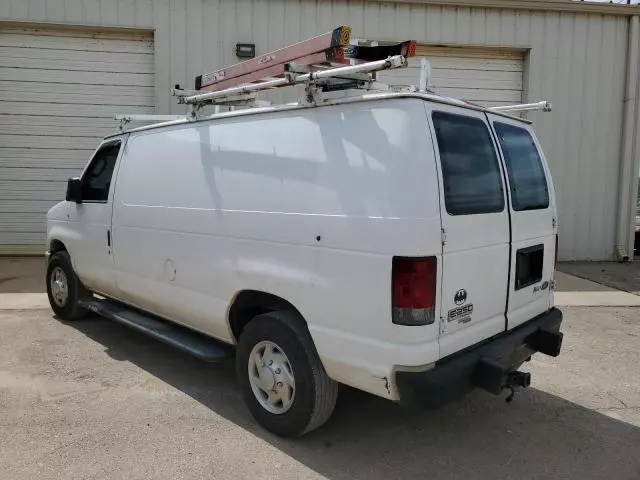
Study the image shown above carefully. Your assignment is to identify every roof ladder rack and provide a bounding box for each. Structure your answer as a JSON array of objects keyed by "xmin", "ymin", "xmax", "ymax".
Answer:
[
  {"xmin": 175, "ymin": 26, "xmax": 417, "ymax": 116},
  {"xmin": 178, "ymin": 56, "xmax": 407, "ymax": 111}
]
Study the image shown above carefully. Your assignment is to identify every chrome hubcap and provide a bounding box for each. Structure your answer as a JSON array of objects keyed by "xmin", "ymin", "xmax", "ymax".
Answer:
[
  {"xmin": 248, "ymin": 340, "xmax": 295, "ymax": 414},
  {"xmin": 50, "ymin": 267, "xmax": 68, "ymax": 307}
]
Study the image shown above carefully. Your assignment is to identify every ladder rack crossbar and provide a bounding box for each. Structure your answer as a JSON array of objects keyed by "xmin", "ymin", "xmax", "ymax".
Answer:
[{"xmin": 489, "ymin": 101, "xmax": 552, "ymax": 113}]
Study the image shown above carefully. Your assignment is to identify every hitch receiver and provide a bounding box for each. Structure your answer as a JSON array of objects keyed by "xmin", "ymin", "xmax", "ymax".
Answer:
[
  {"xmin": 526, "ymin": 329, "xmax": 563, "ymax": 357},
  {"xmin": 506, "ymin": 371, "xmax": 531, "ymax": 388},
  {"xmin": 471, "ymin": 359, "xmax": 531, "ymax": 395}
]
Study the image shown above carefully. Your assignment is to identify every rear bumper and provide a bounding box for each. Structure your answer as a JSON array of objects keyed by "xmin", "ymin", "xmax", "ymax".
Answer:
[{"xmin": 395, "ymin": 307, "xmax": 563, "ymax": 408}]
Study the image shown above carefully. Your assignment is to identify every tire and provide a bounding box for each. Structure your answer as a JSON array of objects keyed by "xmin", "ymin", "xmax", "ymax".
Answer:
[
  {"xmin": 46, "ymin": 251, "xmax": 88, "ymax": 321},
  {"xmin": 236, "ymin": 311, "xmax": 338, "ymax": 437}
]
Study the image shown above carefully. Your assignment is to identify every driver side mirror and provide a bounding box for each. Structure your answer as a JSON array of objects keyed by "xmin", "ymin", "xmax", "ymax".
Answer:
[{"xmin": 66, "ymin": 177, "xmax": 83, "ymax": 203}]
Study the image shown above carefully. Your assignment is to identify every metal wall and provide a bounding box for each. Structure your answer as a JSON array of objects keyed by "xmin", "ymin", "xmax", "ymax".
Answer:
[{"xmin": 0, "ymin": 0, "xmax": 636, "ymax": 260}]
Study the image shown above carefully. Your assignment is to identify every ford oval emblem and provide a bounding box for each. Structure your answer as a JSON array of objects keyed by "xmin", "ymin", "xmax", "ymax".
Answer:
[{"xmin": 454, "ymin": 289, "xmax": 467, "ymax": 305}]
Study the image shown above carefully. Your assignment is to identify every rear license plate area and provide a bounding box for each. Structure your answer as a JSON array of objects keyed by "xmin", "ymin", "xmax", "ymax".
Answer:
[{"xmin": 515, "ymin": 244, "xmax": 544, "ymax": 290}]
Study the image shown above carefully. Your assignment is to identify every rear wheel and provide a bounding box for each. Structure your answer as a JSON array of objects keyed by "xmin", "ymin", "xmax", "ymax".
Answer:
[
  {"xmin": 46, "ymin": 251, "xmax": 88, "ymax": 321},
  {"xmin": 237, "ymin": 311, "xmax": 338, "ymax": 437}
]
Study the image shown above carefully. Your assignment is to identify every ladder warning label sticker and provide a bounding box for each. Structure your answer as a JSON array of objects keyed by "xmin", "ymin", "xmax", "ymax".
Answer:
[
  {"xmin": 202, "ymin": 70, "xmax": 226, "ymax": 85},
  {"xmin": 258, "ymin": 54, "xmax": 276, "ymax": 65}
]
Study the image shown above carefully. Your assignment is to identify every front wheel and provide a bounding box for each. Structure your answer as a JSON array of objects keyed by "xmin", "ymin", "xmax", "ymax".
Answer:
[
  {"xmin": 46, "ymin": 251, "xmax": 88, "ymax": 321},
  {"xmin": 237, "ymin": 311, "xmax": 338, "ymax": 437}
]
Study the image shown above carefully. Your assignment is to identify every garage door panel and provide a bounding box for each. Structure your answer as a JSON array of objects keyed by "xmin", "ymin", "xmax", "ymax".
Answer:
[
  {"xmin": 433, "ymin": 87, "xmax": 523, "ymax": 103},
  {"xmin": 0, "ymin": 147, "xmax": 96, "ymax": 164},
  {"xmin": 0, "ymin": 32, "xmax": 153, "ymax": 54},
  {"xmin": 0, "ymin": 120, "xmax": 123, "ymax": 138},
  {"xmin": 0, "ymin": 156, "xmax": 90, "ymax": 170},
  {"xmin": 0, "ymin": 56, "xmax": 154, "ymax": 75},
  {"xmin": 0, "ymin": 180, "xmax": 66, "ymax": 200},
  {"xmin": 416, "ymin": 46, "xmax": 523, "ymax": 60},
  {"xmin": 0, "ymin": 200, "xmax": 59, "ymax": 214},
  {"xmin": 430, "ymin": 78, "xmax": 523, "ymax": 90},
  {"xmin": 0, "ymin": 221, "xmax": 46, "ymax": 234},
  {"xmin": 0, "ymin": 67, "xmax": 154, "ymax": 87},
  {"xmin": 2, "ymin": 101, "xmax": 154, "ymax": 118},
  {"xmin": 410, "ymin": 56, "xmax": 524, "ymax": 72},
  {"xmin": 0, "ymin": 114, "xmax": 130, "ymax": 130},
  {"xmin": 0, "ymin": 231, "xmax": 49, "ymax": 244},
  {"xmin": 0, "ymin": 134, "xmax": 113, "ymax": 150},
  {"xmin": 0, "ymin": 28, "xmax": 155, "ymax": 251},
  {"xmin": 378, "ymin": 70, "xmax": 522, "ymax": 91},
  {"xmin": 430, "ymin": 68, "xmax": 522, "ymax": 83},
  {"xmin": 2, "ymin": 213, "xmax": 50, "ymax": 224},
  {"xmin": 0, "ymin": 123, "xmax": 112, "ymax": 138},
  {"xmin": 381, "ymin": 46, "xmax": 524, "ymax": 108},
  {"xmin": 0, "ymin": 27, "xmax": 152, "ymax": 43},
  {"xmin": 0, "ymin": 90, "xmax": 154, "ymax": 107},
  {"xmin": 0, "ymin": 80, "xmax": 154, "ymax": 99},
  {"xmin": 428, "ymin": 57, "xmax": 524, "ymax": 72},
  {"xmin": 0, "ymin": 46, "xmax": 153, "ymax": 65},
  {"xmin": 3, "ymin": 167, "xmax": 84, "ymax": 182}
]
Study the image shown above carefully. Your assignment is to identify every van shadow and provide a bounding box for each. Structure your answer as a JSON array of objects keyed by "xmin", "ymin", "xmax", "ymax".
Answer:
[{"xmin": 66, "ymin": 315, "xmax": 640, "ymax": 480}]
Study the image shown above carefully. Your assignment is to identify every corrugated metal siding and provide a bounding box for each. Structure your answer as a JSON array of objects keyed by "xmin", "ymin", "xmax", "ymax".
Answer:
[{"xmin": 0, "ymin": 1, "xmax": 634, "ymax": 260}]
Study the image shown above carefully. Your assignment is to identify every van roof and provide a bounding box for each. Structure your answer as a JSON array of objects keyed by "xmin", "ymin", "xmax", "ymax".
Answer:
[{"xmin": 106, "ymin": 92, "xmax": 531, "ymax": 139}]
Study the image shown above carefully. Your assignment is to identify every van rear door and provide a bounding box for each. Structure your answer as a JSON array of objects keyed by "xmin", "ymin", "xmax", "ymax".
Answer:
[
  {"xmin": 487, "ymin": 114, "xmax": 557, "ymax": 330},
  {"xmin": 427, "ymin": 105, "xmax": 511, "ymax": 358}
]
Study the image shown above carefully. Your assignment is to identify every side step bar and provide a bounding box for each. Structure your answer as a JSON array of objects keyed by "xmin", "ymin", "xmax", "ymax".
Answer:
[{"xmin": 80, "ymin": 298, "xmax": 233, "ymax": 362}]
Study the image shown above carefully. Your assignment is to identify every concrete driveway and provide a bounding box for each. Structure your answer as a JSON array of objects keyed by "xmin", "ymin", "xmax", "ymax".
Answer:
[{"xmin": 0, "ymin": 305, "xmax": 639, "ymax": 480}]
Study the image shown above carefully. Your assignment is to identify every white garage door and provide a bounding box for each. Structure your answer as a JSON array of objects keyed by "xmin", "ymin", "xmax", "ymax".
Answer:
[
  {"xmin": 0, "ymin": 27, "xmax": 154, "ymax": 254},
  {"xmin": 378, "ymin": 45, "xmax": 524, "ymax": 108}
]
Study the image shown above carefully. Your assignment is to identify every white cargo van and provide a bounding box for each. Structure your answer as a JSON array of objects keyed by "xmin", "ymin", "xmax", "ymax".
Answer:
[{"xmin": 46, "ymin": 90, "xmax": 563, "ymax": 437}]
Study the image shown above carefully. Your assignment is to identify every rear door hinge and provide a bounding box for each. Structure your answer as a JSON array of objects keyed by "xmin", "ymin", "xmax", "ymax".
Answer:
[
  {"xmin": 439, "ymin": 316, "xmax": 447, "ymax": 334},
  {"xmin": 441, "ymin": 228, "xmax": 447, "ymax": 247}
]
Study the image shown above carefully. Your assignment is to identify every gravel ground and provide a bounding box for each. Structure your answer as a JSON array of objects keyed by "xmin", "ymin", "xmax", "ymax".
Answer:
[{"xmin": 0, "ymin": 306, "xmax": 639, "ymax": 480}]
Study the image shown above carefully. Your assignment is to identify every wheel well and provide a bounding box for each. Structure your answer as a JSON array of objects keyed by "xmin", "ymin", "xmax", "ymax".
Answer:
[
  {"xmin": 49, "ymin": 239, "xmax": 67, "ymax": 254},
  {"xmin": 229, "ymin": 290, "xmax": 305, "ymax": 341}
]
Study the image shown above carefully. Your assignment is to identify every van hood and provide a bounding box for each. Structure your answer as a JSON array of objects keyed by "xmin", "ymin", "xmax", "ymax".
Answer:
[{"xmin": 47, "ymin": 201, "xmax": 68, "ymax": 221}]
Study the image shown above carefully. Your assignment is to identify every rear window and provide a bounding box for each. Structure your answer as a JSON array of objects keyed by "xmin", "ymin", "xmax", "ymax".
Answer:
[
  {"xmin": 432, "ymin": 112, "xmax": 505, "ymax": 216},
  {"xmin": 494, "ymin": 122, "xmax": 549, "ymax": 211}
]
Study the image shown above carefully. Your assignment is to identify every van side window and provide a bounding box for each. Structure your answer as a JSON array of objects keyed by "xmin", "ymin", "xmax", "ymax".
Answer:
[
  {"xmin": 432, "ymin": 112, "xmax": 505, "ymax": 216},
  {"xmin": 82, "ymin": 142, "xmax": 121, "ymax": 202},
  {"xmin": 494, "ymin": 122, "xmax": 549, "ymax": 211}
]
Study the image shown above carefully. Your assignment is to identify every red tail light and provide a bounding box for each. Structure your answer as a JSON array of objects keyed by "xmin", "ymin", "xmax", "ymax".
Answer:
[{"xmin": 392, "ymin": 256, "xmax": 437, "ymax": 326}]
